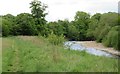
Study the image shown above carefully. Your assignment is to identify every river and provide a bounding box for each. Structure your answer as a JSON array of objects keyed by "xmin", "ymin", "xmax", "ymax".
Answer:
[{"xmin": 64, "ymin": 41, "xmax": 119, "ymax": 58}]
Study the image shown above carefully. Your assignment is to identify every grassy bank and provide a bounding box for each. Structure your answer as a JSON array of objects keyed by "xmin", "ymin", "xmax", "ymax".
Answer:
[
  {"xmin": 2, "ymin": 36, "xmax": 118, "ymax": 72},
  {"xmin": 0, "ymin": 38, "xmax": 2, "ymax": 73}
]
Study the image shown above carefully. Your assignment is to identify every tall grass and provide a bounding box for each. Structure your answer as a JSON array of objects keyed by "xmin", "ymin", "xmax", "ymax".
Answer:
[
  {"xmin": 47, "ymin": 32, "xmax": 65, "ymax": 45},
  {"xmin": 2, "ymin": 36, "xmax": 119, "ymax": 72}
]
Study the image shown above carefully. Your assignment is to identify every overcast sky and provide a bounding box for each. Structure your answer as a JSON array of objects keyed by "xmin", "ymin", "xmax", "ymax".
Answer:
[{"xmin": 0, "ymin": 0, "xmax": 119, "ymax": 21}]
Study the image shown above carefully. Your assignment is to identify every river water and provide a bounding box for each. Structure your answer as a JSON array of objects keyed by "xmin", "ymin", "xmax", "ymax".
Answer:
[{"xmin": 64, "ymin": 41, "xmax": 118, "ymax": 58}]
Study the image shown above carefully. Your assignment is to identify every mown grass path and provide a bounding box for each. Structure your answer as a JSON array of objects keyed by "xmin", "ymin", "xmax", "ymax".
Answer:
[{"xmin": 2, "ymin": 36, "xmax": 119, "ymax": 72}]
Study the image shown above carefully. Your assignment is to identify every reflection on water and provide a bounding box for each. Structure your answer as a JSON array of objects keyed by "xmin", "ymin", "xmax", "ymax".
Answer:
[{"xmin": 64, "ymin": 41, "xmax": 114, "ymax": 57}]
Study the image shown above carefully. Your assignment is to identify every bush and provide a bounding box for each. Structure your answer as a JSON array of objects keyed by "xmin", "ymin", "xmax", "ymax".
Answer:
[
  {"xmin": 102, "ymin": 26, "xmax": 119, "ymax": 50},
  {"xmin": 2, "ymin": 25, "xmax": 10, "ymax": 37},
  {"xmin": 2, "ymin": 18, "xmax": 12, "ymax": 37},
  {"xmin": 47, "ymin": 32, "xmax": 65, "ymax": 45},
  {"xmin": 96, "ymin": 26, "xmax": 110, "ymax": 42},
  {"xmin": 67, "ymin": 24, "xmax": 79, "ymax": 40},
  {"xmin": 15, "ymin": 13, "xmax": 37, "ymax": 35}
]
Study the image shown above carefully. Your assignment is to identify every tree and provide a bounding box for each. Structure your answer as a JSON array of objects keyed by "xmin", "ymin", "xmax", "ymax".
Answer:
[
  {"xmin": 87, "ymin": 13, "xmax": 101, "ymax": 40},
  {"xmin": 102, "ymin": 26, "xmax": 119, "ymax": 50},
  {"xmin": 2, "ymin": 18, "xmax": 11, "ymax": 36},
  {"xmin": 14, "ymin": 13, "xmax": 37, "ymax": 35},
  {"xmin": 30, "ymin": 0, "xmax": 48, "ymax": 35},
  {"xmin": 59, "ymin": 19, "xmax": 70, "ymax": 37},
  {"xmin": 67, "ymin": 22, "xmax": 79, "ymax": 40},
  {"xmin": 95, "ymin": 12, "xmax": 118, "ymax": 42},
  {"xmin": 2, "ymin": 14, "xmax": 15, "ymax": 35},
  {"xmin": 47, "ymin": 20, "xmax": 69, "ymax": 37},
  {"xmin": 87, "ymin": 12, "xmax": 119, "ymax": 50},
  {"xmin": 74, "ymin": 11, "xmax": 90, "ymax": 40}
]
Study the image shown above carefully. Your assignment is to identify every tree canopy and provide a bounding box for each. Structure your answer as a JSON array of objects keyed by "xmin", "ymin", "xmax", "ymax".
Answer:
[{"xmin": 1, "ymin": 0, "xmax": 119, "ymax": 50}]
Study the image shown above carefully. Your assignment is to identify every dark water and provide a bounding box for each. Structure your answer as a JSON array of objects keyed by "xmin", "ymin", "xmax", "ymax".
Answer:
[{"xmin": 64, "ymin": 41, "xmax": 118, "ymax": 58}]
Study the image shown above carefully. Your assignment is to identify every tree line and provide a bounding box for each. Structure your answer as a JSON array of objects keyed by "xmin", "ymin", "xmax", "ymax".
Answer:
[{"xmin": 1, "ymin": 0, "xmax": 119, "ymax": 50}]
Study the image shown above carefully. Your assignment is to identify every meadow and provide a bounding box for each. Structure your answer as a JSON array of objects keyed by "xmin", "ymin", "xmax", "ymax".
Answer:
[{"xmin": 2, "ymin": 36, "xmax": 118, "ymax": 72}]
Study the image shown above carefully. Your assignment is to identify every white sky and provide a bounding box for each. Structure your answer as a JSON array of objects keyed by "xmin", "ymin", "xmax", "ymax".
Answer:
[{"xmin": 0, "ymin": 0, "xmax": 119, "ymax": 21}]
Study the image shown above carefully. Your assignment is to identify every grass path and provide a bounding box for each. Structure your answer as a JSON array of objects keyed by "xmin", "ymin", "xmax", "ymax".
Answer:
[
  {"xmin": 2, "ymin": 36, "xmax": 119, "ymax": 72},
  {"xmin": 11, "ymin": 39, "xmax": 20, "ymax": 71}
]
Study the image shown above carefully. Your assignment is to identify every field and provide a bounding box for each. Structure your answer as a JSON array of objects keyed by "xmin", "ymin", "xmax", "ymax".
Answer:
[
  {"xmin": 2, "ymin": 36, "xmax": 119, "ymax": 72},
  {"xmin": 0, "ymin": 38, "xmax": 2, "ymax": 73}
]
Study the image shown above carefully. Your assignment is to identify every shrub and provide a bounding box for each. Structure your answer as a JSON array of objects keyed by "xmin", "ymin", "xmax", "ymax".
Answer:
[
  {"xmin": 2, "ymin": 25, "xmax": 10, "ymax": 37},
  {"xmin": 47, "ymin": 32, "xmax": 65, "ymax": 45},
  {"xmin": 96, "ymin": 26, "xmax": 110, "ymax": 42},
  {"xmin": 2, "ymin": 18, "xmax": 12, "ymax": 37},
  {"xmin": 15, "ymin": 13, "xmax": 37, "ymax": 35},
  {"xmin": 102, "ymin": 26, "xmax": 119, "ymax": 50}
]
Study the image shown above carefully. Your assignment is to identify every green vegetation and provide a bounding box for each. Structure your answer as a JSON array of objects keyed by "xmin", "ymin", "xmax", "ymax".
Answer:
[
  {"xmin": 88, "ymin": 12, "xmax": 119, "ymax": 50},
  {"xmin": 47, "ymin": 32, "xmax": 65, "ymax": 45},
  {"xmin": 2, "ymin": 36, "xmax": 118, "ymax": 72},
  {"xmin": 1, "ymin": 0, "xmax": 119, "ymax": 72},
  {"xmin": 14, "ymin": 13, "xmax": 37, "ymax": 35},
  {"xmin": 1, "ymin": 0, "xmax": 119, "ymax": 50}
]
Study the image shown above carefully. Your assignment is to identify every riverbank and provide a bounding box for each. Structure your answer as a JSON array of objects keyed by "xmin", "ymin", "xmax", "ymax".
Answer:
[{"xmin": 75, "ymin": 41, "xmax": 120, "ymax": 56}]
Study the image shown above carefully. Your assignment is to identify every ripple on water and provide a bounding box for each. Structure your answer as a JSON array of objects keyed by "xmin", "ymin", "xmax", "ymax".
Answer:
[{"xmin": 64, "ymin": 41, "xmax": 114, "ymax": 57}]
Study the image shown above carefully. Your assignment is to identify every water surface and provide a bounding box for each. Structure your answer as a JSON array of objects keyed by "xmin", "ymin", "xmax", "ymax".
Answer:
[{"xmin": 64, "ymin": 41, "xmax": 116, "ymax": 57}]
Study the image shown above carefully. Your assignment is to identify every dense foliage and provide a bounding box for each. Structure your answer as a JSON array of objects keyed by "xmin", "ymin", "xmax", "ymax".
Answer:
[
  {"xmin": 30, "ymin": 0, "xmax": 47, "ymax": 35},
  {"xmin": 87, "ymin": 12, "xmax": 119, "ymax": 50},
  {"xmin": 1, "ymin": 0, "xmax": 119, "ymax": 50}
]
